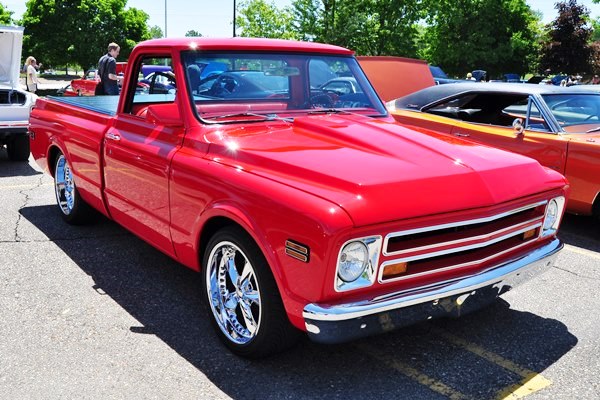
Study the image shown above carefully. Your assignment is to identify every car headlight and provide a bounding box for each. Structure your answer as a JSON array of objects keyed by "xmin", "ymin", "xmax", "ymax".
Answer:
[
  {"xmin": 338, "ymin": 241, "xmax": 368, "ymax": 282},
  {"xmin": 542, "ymin": 196, "xmax": 565, "ymax": 237},
  {"xmin": 335, "ymin": 236, "xmax": 381, "ymax": 292}
]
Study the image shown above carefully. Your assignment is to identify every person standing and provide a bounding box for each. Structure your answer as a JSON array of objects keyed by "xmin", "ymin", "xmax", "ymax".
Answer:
[
  {"xmin": 96, "ymin": 42, "xmax": 123, "ymax": 95},
  {"xmin": 25, "ymin": 56, "xmax": 40, "ymax": 93}
]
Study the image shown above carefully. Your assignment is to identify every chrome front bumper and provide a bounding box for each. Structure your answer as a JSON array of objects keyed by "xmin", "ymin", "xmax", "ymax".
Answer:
[{"xmin": 303, "ymin": 238, "xmax": 562, "ymax": 344}]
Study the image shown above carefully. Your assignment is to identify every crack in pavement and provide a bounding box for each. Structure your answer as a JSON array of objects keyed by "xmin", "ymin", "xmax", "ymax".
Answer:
[
  {"xmin": 552, "ymin": 265, "xmax": 600, "ymax": 281},
  {"xmin": 14, "ymin": 175, "xmax": 45, "ymax": 242}
]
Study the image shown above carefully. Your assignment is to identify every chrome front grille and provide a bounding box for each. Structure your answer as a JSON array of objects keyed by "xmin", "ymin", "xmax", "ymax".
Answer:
[{"xmin": 379, "ymin": 201, "xmax": 548, "ymax": 283}]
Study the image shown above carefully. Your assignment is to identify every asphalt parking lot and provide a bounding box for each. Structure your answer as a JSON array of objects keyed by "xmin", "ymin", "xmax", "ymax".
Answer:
[{"xmin": 1, "ymin": 150, "xmax": 599, "ymax": 399}]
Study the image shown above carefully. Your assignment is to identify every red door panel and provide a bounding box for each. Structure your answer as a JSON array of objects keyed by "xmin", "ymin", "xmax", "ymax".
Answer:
[{"xmin": 103, "ymin": 114, "xmax": 185, "ymax": 256}]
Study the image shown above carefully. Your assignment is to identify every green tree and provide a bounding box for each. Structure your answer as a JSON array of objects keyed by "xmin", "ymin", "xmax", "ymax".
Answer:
[
  {"xmin": 0, "ymin": 2, "xmax": 13, "ymax": 24},
  {"xmin": 289, "ymin": 0, "xmax": 321, "ymax": 41},
  {"xmin": 539, "ymin": 0, "xmax": 593, "ymax": 75},
  {"xmin": 421, "ymin": 0, "xmax": 540, "ymax": 78},
  {"xmin": 185, "ymin": 29, "xmax": 202, "ymax": 37},
  {"xmin": 289, "ymin": 0, "xmax": 424, "ymax": 56},
  {"xmin": 149, "ymin": 25, "xmax": 163, "ymax": 39},
  {"xmin": 592, "ymin": 18, "xmax": 600, "ymax": 42},
  {"xmin": 236, "ymin": 0, "xmax": 297, "ymax": 39},
  {"xmin": 21, "ymin": 0, "xmax": 151, "ymax": 69}
]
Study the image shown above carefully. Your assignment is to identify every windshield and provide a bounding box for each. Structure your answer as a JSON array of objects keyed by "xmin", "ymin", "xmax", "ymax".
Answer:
[
  {"xmin": 429, "ymin": 66, "xmax": 448, "ymax": 79},
  {"xmin": 182, "ymin": 51, "xmax": 386, "ymax": 122},
  {"xmin": 542, "ymin": 93, "xmax": 600, "ymax": 133}
]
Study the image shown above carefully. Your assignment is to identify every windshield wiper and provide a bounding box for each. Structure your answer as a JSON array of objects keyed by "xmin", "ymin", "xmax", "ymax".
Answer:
[
  {"xmin": 586, "ymin": 126, "xmax": 600, "ymax": 133},
  {"xmin": 307, "ymin": 108, "xmax": 350, "ymax": 115},
  {"xmin": 203, "ymin": 112, "xmax": 292, "ymax": 124}
]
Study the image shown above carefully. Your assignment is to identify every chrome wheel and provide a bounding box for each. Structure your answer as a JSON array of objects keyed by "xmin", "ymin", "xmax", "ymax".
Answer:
[
  {"xmin": 54, "ymin": 154, "xmax": 76, "ymax": 215},
  {"xmin": 206, "ymin": 240, "xmax": 262, "ymax": 345}
]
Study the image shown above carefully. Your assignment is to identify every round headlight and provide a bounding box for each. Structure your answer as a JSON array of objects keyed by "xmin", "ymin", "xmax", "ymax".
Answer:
[
  {"xmin": 543, "ymin": 199, "xmax": 558, "ymax": 230},
  {"xmin": 338, "ymin": 241, "xmax": 369, "ymax": 282}
]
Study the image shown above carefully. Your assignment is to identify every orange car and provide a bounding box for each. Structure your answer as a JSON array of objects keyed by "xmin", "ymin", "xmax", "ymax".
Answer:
[{"xmin": 387, "ymin": 82, "xmax": 600, "ymax": 217}]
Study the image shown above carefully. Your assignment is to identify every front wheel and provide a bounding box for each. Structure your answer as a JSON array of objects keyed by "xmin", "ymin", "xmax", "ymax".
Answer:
[
  {"xmin": 54, "ymin": 153, "xmax": 93, "ymax": 225},
  {"xmin": 202, "ymin": 226, "xmax": 300, "ymax": 358}
]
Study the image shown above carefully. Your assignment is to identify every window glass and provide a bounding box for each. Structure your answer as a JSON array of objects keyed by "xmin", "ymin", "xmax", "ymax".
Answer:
[
  {"xmin": 132, "ymin": 56, "xmax": 176, "ymax": 106},
  {"xmin": 181, "ymin": 51, "xmax": 386, "ymax": 122},
  {"xmin": 543, "ymin": 94, "xmax": 600, "ymax": 129}
]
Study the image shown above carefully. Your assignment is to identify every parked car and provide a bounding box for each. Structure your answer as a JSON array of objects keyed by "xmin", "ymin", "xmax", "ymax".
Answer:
[
  {"xmin": 29, "ymin": 38, "xmax": 568, "ymax": 358},
  {"xmin": 319, "ymin": 77, "xmax": 363, "ymax": 95},
  {"xmin": 0, "ymin": 25, "xmax": 36, "ymax": 161},
  {"xmin": 429, "ymin": 65, "xmax": 460, "ymax": 85},
  {"xmin": 357, "ymin": 56, "xmax": 435, "ymax": 100},
  {"xmin": 139, "ymin": 71, "xmax": 176, "ymax": 94},
  {"xmin": 70, "ymin": 62, "xmax": 127, "ymax": 96},
  {"xmin": 386, "ymin": 82, "xmax": 600, "ymax": 217},
  {"xmin": 471, "ymin": 70, "xmax": 487, "ymax": 82}
]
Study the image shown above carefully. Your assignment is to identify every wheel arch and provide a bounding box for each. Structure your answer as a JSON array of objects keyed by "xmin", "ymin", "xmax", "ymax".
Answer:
[
  {"xmin": 47, "ymin": 144, "xmax": 64, "ymax": 178},
  {"xmin": 194, "ymin": 207, "xmax": 292, "ymax": 316},
  {"xmin": 196, "ymin": 208, "xmax": 279, "ymax": 280}
]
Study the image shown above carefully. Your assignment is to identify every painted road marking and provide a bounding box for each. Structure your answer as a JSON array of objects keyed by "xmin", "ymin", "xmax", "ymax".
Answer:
[
  {"xmin": 564, "ymin": 243, "xmax": 600, "ymax": 261},
  {"xmin": 430, "ymin": 327, "xmax": 552, "ymax": 399},
  {"xmin": 356, "ymin": 343, "xmax": 473, "ymax": 400}
]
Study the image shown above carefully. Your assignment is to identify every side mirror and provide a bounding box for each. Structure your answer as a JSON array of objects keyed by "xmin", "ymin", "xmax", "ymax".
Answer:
[
  {"xmin": 512, "ymin": 118, "xmax": 524, "ymax": 136},
  {"xmin": 145, "ymin": 103, "xmax": 183, "ymax": 127}
]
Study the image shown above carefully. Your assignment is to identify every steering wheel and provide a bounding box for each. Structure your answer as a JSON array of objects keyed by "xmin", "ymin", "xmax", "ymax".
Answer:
[
  {"xmin": 149, "ymin": 71, "xmax": 176, "ymax": 94},
  {"xmin": 583, "ymin": 114, "xmax": 599, "ymax": 121},
  {"xmin": 550, "ymin": 99, "xmax": 571, "ymax": 111},
  {"xmin": 310, "ymin": 92, "xmax": 339, "ymax": 108}
]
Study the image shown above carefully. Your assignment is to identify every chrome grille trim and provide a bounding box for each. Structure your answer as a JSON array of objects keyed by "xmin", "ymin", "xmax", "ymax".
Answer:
[
  {"xmin": 378, "ymin": 226, "xmax": 541, "ymax": 284},
  {"xmin": 378, "ymin": 201, "xmax": 548, "ymax": 283},
  {"xmin": 383, "ymin": 200, "xmax": 547, "ymax": 257},
  {"xmin": 386, "ymin": 217, "xmax": 542, "ymax": 260}
]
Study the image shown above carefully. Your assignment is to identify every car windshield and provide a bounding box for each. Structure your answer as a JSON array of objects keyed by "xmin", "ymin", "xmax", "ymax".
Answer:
[
  {"xmin": 542, "ymin": 93, "xmax": 600, "ymax": 133},
  {"xmin": 182, "ymin": 51, "xmax": 386, "ymax": 122},
  {"xmin": 429, "ymin": 66, "xmax": 448, "ymax": 79}
]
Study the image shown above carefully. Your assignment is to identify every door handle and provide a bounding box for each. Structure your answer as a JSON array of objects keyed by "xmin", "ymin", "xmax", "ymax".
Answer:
[
  {"xmin": 454, "ymin": 132, "xmax": 470, "ymax": 137},
  {"xmin": 105, "ymin": 132, "xmax": 121, "ymax": 141}
]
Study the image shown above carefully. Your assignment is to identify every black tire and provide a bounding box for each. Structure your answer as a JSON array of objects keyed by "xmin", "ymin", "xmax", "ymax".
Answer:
[
  {"xmin": 7, "ymin": 134, "xmax": 30, "ymax": 162},
  {"xmin": 53, "ymin": 152, "xmax": 94, "ymax": 225},
  {"xmin": 201, "ymin": 226, "xmax": 301, "ymax": 358}
]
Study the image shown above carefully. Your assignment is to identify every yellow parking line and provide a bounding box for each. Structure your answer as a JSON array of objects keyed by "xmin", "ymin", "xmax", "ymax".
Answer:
[
  {"xmin": 564, "ymin": 244, "xmax": 600, "ymax": 261},
  {"xmin": 356, "ymin": 343, "xmax": 472, "ymax": 400},
  {"xmin": 430, "ymin": 327, "xmax": 552, "ymax": 399},
  {"xmin": 496, "ymin": 374, "xmax": 553, "ymax": 399}
]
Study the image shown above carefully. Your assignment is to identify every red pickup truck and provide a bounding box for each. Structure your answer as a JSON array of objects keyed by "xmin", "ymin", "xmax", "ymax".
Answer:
[{"xmin": 29, "ymin": 38, "xmax": 568, "ymax": 358}]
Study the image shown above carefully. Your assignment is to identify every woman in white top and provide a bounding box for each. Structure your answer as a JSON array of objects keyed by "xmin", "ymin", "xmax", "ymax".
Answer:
[{"xmin": 25, "ymin": 56, "xmax": 39, "ymax": 93}]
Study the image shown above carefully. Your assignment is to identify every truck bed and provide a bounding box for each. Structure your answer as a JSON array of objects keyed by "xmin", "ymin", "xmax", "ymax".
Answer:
[{"xmin": 48, "ymin": 95, "xmax": 120, "ymax": 116}]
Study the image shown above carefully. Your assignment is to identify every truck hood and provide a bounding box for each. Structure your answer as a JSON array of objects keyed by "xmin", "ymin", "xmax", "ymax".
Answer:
[
  {"xmin": 206, "ymin": 114, "xmax": 566, "ymax": 226},
  {"xmin": 0, "ymin": 25, "xmax": 24, "ymax": 90}
]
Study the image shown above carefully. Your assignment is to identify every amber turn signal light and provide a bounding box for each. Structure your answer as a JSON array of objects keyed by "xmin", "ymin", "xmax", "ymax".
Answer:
[
  {"xmin": 522, "ymin": 229, "xmax": 536, "ymax": 240},
  {"xmin": 382, "ymin": 262, "xmax": 408, "ymax": 278}
]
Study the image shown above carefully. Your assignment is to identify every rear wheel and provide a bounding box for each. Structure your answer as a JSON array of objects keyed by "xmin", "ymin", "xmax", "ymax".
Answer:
[
  {"xmin": 7, "ymin": 135, "xmax": 30, "ymax": 161},
  {"xmin": 201, "ymin": 226, "xmax": 300, "ymax": 358},
  {"xmin": 54, "ymin": 153, "xmax": 93, "ymax": 224}
]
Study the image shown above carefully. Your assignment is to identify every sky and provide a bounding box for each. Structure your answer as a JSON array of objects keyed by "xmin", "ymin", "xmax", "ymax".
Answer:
[{"xmin": 3, "ymin": 0, "xmax": 600, "ymax": 39}]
